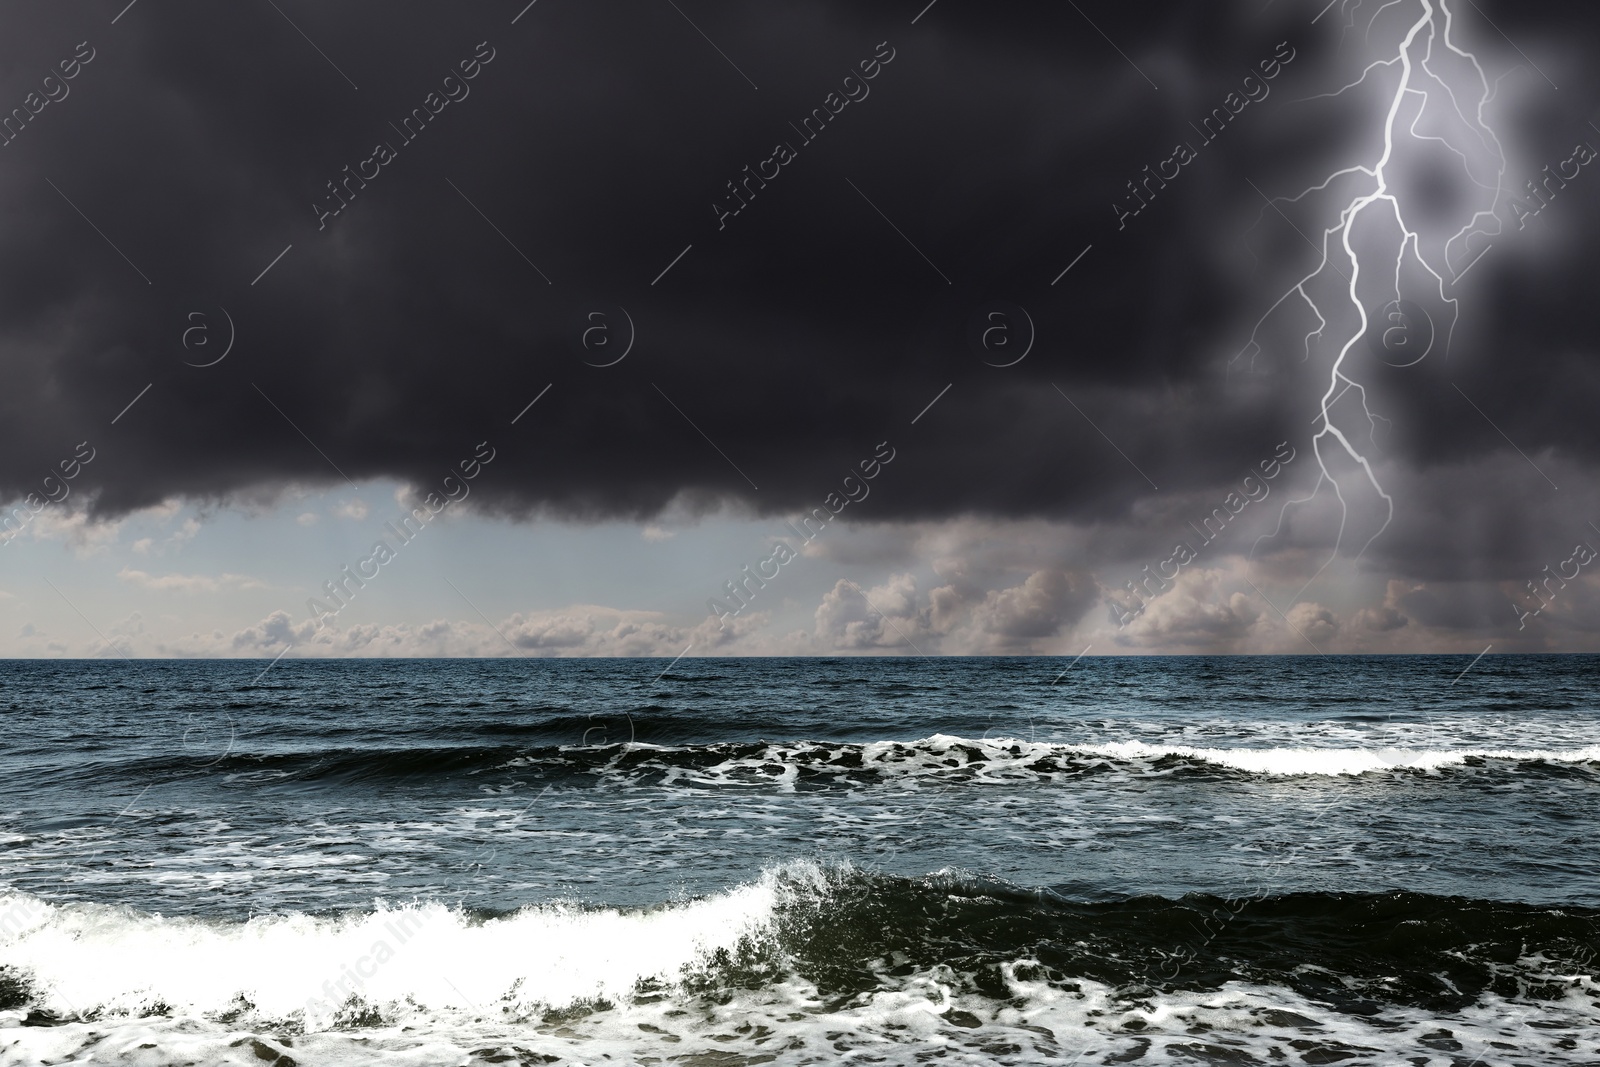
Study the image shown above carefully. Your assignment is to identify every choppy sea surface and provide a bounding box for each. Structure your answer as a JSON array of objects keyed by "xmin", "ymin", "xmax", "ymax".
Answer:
[{"xmin": 1, "ymin": 655, "xmax": 1598, "ymax": 1066}]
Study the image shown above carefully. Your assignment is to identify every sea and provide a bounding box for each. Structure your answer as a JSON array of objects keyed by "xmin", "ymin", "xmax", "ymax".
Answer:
[{"xmin": 1, "ymin": 655, "xmax": 1597, "ymax": 1066}]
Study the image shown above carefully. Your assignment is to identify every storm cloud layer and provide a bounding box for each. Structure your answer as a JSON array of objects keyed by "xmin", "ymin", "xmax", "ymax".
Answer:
[{"xmin": 3, "ymin": 0, "xmax": 1599, "ymax": 593}]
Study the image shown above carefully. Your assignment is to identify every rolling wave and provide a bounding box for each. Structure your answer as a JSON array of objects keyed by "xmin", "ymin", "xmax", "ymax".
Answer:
[
  {"xmin": 48, "ymin": 733, "xmax": 1600, "ymax": 790},
  {"xmin": 2, "ymin": 865, "xmax": 1597, "ymax": 1065}
]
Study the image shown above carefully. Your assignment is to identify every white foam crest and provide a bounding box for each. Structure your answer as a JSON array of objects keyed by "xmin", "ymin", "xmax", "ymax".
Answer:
[
  {"xmin": 0, "ymin": 864, "xmax": 828, "ymax": 1027},
  {"xmin": 507, "ymin": 734, "xmax": 1600, "ymax": 784},
  {"xmin": 918, "ymin": 734, "xmax": 1600, "ymax": 777}
]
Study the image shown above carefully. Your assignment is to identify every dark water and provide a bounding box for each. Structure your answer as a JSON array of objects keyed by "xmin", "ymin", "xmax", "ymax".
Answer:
[{"xmin": 1, "ymin": 656, "xmax": 1598, "ymax": 1065}]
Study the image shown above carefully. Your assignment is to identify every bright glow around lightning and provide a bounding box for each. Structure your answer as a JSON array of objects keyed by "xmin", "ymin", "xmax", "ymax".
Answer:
[{"xmin": 1240, "ymin": 0, "xmax": 1507, "ymax": 595}]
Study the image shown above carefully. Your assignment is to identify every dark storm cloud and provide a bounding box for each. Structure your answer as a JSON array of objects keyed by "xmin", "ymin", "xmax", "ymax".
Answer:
[{"xmin": 1, "ymin": 0, "xmax": 1598, "ymax": 566}]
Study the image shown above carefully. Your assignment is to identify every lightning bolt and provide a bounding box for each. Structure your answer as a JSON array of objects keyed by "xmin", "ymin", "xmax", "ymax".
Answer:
[{"xmin": 1239, "ymin": 0, "xmax": 1508, "ymax": 599}]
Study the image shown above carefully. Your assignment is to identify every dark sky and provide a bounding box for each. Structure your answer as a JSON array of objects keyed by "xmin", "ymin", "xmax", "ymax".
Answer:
[{"xmin": 3, "ymin": 0, "xmax": 1598, "ymax": 591}]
